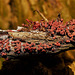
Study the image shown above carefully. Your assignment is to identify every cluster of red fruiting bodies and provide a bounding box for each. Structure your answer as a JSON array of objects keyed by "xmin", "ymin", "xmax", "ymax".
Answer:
[
  {"xmin": 0, "ymin": 39, "xmax": 10, "ymax": 58},
  {"xmin": 11, "ymin": 40, "xmax": 54, "ymax": 54},
  {"xmin": 22, "ymin": 19, "xmax": 75, "ymax": 42},
  {"xmin": 0, "ymin": 18, "xmax": 75, "ymax": 59},
  {"xmin": 0, "ymin": 38, "xmax": 64, "ymax": 58}
]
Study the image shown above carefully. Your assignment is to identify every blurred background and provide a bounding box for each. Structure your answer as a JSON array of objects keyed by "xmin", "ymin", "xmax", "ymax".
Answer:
[
  {"xmin": 0, "ymin": 0, "xmax": 75, "ymax": 29},
  {"xmin": 0, "ymin": 0, "xmax": 75, "ymax": 73}
]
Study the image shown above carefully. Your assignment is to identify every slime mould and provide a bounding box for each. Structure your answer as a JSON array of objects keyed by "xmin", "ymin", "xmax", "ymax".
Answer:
[{"xmin": 0, "ymin": 19, "xmax": 75, "ymax": 60}]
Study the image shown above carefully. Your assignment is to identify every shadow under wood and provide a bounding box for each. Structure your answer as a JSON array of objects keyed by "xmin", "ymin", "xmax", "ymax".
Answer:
[{"xmin": 0, "ymin": 52, "xmax": 74, "ymax": 75}]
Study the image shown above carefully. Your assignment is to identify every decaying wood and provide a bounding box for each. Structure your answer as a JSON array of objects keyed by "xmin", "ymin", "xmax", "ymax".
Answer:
[
  {"xmin": 7, "ymin": 31, "xmax": 75, "ymax": 57},
  {"xmin": 8, "ymin": 32, "xmax": 69, "ymax": 42}
]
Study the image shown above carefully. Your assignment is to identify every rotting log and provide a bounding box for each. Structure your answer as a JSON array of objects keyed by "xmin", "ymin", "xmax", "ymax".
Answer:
[{"xmin": 0, "ymin": 16, "xmax": 75, "ymax": 75}]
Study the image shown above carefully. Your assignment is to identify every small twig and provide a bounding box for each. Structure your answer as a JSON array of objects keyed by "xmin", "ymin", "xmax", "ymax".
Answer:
[{"xmin": 34, "ymin": 10, "xmax": 49, "ymax": 22}]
